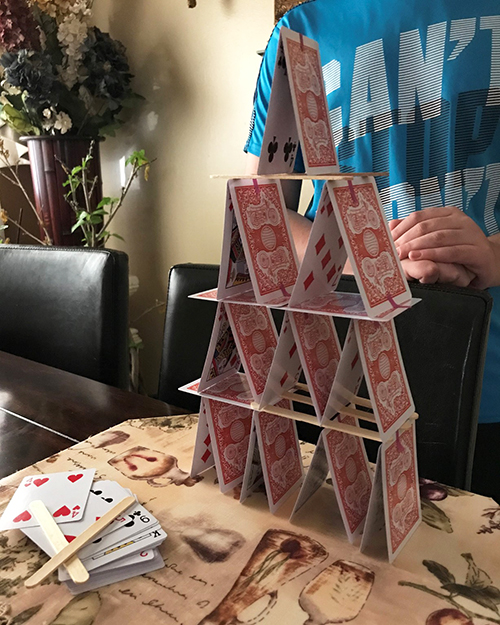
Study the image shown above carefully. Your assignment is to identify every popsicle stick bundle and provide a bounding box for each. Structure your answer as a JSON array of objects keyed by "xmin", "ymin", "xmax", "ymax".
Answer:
[{"xmin": 181, "ymin": 26, "xmax": 422, "ymax": 563}]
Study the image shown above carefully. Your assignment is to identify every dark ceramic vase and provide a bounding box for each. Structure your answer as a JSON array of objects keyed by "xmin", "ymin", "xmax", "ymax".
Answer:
[{"xmin": 22, "ymin": 136, "xmax": 103, "ymax": 246}]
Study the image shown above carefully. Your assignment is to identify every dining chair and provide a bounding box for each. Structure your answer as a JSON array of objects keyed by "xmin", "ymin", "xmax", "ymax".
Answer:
[
  {"xmin": 0, "ymin": 245, "xmax": 129, "ymax": 389},
  {"xmin": 157, "ymin": 263, "xmax": 492, "ymax": 489}
]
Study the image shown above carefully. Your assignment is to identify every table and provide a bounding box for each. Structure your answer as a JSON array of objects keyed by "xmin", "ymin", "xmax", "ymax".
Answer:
[
  {"xmin": 1, "ymin": 416, "xmax": 499, "ymax": 625},
  {"xmin": 0, "ymin": 351, "xmax": 187, "ymax": 477}
]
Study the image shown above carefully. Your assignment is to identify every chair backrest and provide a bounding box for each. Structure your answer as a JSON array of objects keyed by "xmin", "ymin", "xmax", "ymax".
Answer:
[
  {"xmin": 0, "ymin": 245, "xmax": 129, "ymax": 389},
  {"xmin": 158, "ymin": 263, "xmax": 220, "ymax": 412},
  {"xmin": 158, "ymin": 264, "xmax": 492, "ymax": 489}
]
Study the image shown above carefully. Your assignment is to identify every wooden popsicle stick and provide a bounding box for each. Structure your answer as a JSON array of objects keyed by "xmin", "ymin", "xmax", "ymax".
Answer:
[
  {"xmin": 281, "ymin": 390, "xmax": 314, "ymax": 407},
  {"xmin": 25, "ymin": 495, "xmax": 135, "ymax": 589},
  {"xmin": 210, "ymin": 172, "xmax": 389, "ymax": 181},
  {"xmin": 29, "ymin": 500, "xmax": 89, "ymax": 584},
  {"xmin": 255, "ymin": 402, "xmax": 382, "ymax": 441}
]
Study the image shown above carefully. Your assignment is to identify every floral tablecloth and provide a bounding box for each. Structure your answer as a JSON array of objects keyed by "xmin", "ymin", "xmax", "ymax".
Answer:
[{"xmin": 0, "ymin": 415, "xmax": 499, "ymax": 625}]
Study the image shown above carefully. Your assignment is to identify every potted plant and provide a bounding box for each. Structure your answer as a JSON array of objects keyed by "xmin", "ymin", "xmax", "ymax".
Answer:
[{"xmin": 0, "ymin": 0, "xmax": 141, "ymax": 245}]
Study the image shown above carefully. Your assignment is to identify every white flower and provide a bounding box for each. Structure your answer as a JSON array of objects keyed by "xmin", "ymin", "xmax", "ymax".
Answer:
[
  {"xmin": 53, "ymin": 111, "xmax": 72, "ymax": 134},
  {"xmin": 42, "ymin": 108, "xmax": 52, "ymax": 119}
]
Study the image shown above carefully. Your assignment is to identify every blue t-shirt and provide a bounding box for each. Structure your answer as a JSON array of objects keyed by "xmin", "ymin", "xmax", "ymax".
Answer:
[{"xmin": 245, "ymin": 0, "xmax": 500, "ymax": 423}]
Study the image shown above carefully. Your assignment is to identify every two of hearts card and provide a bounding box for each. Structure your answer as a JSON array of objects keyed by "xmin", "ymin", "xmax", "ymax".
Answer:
[
  {"xmin": 181, "ymin": 25, "xmax": 422, "ymax": 562},
  {"xmin": 0, "ymin": 470, "xmax": 166, "ymax": 594}
]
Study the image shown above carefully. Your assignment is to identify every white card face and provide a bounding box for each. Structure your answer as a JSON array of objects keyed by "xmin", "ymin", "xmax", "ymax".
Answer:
[
  {"xmin": 199, "ymin": 302, "xmax": 241, "ymax": 393},
  {"xmin": 206, "ymin": 399, "xmax": 253, "ymax": 493},
  {"xmin": 64, "ymin": 550, "xmax": 164, "ymax": 596},
  {"xmin": 261, "ymin": 312, "xmax": 302, "ymax": 408},
  {"xmin": 76, "ymin": 525, "xmax": 167, "ymax": 573},
  {"xmin": 218, "ymin": 185, "xmax": 253, "ymax": 299},
  {"xmin": 22, "ymin": 480, "xmax": 130, "ymax": 552},
  {"xmin": 255, "ymin": 409, "xmax": 303, "ymax": 513},
  {"xmin": 281, "ymin": 27, "xmax": 339, "ymax": 175},
  {"xmin": 360, "ymin": 447, "xmax": 387, "ymax": 558},
  {"xmin": 327, "ymin": 177, "xmax": 412, "ymax": 319},
  {"xmin": 322, "ymin": 419, "xmax": 372, "ymax": 543},
  {"xmin": 289, "ymin": 312, "xmax": 341, "ymax": 421},
  {"xmin": 323, "ymin": 322, "xmax": 363, "ymax": 423},
  {"xmin": 190, "ymin": 398, "xmax": 215, "ymax": 477},
  {"xmin": 226, "ymin": 303, "xmax": 277, "ymax": 403},
  {"xmin": 240, "ymin": 417, "xmax": 265, "ymax": 503},
  {"xmin": 258, "ymin": 38, "xmax": 299, "ymax": 175},
  {"xmin": 290, "ymin": 434, "xmax": 330, "ymax": 519},
  {"xmin": 290, "ymin": 184, "xmax": 347, "ymax": 307},
  {"xmin": 354, "ymin": 319, "xmax": 415, "ymax": 442},
  {"xmin": 0, "ymin": 469, "xmax": 96, "ymax": 530},
  {"xmin": 381, "ymin": 422, "xmax": 421, "ymax": 563},
  {"xmin": 229, "ymin": 178, "xmax": 299, "ymax": 306}
]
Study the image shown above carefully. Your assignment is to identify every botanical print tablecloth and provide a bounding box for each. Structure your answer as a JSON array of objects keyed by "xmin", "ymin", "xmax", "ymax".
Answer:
[{"xmin": 0, "ymin": 415, "xmax": 499, "ymax": 625}]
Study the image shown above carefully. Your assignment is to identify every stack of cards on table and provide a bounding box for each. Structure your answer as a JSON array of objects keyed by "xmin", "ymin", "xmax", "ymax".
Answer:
[{"xmin": 0, "ymin": 469, "xmax": 166, "ymax": 594}]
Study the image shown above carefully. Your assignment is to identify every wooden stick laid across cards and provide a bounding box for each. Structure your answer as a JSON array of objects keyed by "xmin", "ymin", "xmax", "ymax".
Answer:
[
  {"xmin": 29, "ymin": 500, "xmax": 89, "ymax": 584},
  {"xmin": 211, "ymin": 172, "xmax": 389, "ymax": 181},
  {"xmin": 25, "ymin": 495, "xmax": 135, "ymax": 589}
]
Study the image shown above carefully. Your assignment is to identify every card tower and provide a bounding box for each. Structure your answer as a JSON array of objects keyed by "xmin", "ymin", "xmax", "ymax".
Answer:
[{"xmin": 181, "ymin": 27, "xmax": 422, "ymax": 562}]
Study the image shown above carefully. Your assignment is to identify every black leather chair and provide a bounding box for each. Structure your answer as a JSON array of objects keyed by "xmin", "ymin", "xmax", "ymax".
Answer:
[
  {"xmin": 0, "ymin": 245, "xmax": 129, "ymax": 389},
  {"xmin": 158, "ymin": 263, "xmax": 492, "ymax": 489}
]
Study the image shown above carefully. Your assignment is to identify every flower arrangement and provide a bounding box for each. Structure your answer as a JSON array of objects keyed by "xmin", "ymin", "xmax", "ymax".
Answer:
[{"xmin": 0, "ymin": 0, "xmax": 140, "ymax": 137}]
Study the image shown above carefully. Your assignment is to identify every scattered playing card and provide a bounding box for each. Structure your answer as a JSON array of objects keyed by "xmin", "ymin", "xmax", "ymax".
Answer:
[
  {"xmin": 0, "ymin": 469, "xmax": 96, "ymax": 531},
  {"xmin": 22, "ymin": 480, "xmax": 130, "ymax": 552}
]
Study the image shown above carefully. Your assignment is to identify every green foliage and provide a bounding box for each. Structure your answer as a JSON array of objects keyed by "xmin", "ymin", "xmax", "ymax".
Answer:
[{"xmin": 62, "ymin": 143, "xmax": 152, "ymax": 247}]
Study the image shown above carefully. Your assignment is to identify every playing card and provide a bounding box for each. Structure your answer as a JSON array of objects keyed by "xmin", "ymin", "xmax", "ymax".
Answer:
[
  {"xmin": 64, "ymin": 549, "xmax": 164, "ymax": 595},
  {"xmin": 290, "ymin": 184, "xmax": 347, "ymax": 308},
  {"xmin": 240, "ymin": 418, "xmax": 264, "ymax": 503},
  {"xmin": 196, "ymin": 373, "xmax": 255, "ymax": 409},
  {"xmin": 218, "ymin": 186, "xmax": 253, "ymax": 299},
  {"xmin": 327, "ymin": 177, "xmax": 411, "ymax": 318},
  {"xmin": 0, "ymin": 469, "xmax": 96, "ymax": 531},
  {"xmin": 281, "ymin": 27, "xmax": 339, "ymax": 175},
  {"xmin": 22, "ymin": 480, "xmax": 130, "ymax": 551},
  {"xmin": 254, "ymin": 408, "xmax": 303, "ymax": 513},
  {"xmin": 190, "ymin": 398, "xmax": 215, "ymax": 477},
  {"xmin": 289, "ymin": 312, "xmax": 341, "ymax": 420},
  {"xmin": 354, "ymin": 319, "xmax": 414, "ymax": 441},
  {"xmin": 75, "ymin": 525, "xmax": 167, "ymax": 573},
  {"xmin": 229, "ymin": 178, "xmax": 299, "ymax": 306},
  {"xmin": 258, "ymin": 37, "xmax": 299, "ymax": 175},
  {"xmin": 226, "ymin": 303, "xmax": 277, "ymax": 403},
  {"xmin": 360, "ymin": 446, "xmax": 387, "ymax": 559},
  {"xmin": 206, "ymin": 398, "xmax": 253, "ymax": 493},
  {"xmin": 381, "ymin": 422, "xmax": 421, "ymax": 563},
  {"xmin": 198, "ymin": 302, "xmax": 241, "ymax": 393},
  {"xmin": 261, "ymin": 312, "xmax": 303, "ymax": 408},
  {"xmin": 323, "ymin": 321, "xmax": 363, "ymax": 423},
  {"xmin": 323, "ymin": 417, "xmax": 372, "ymax": 542},
  {"xmin": 290, "ymin": 434, "xmax": 330, "ymax": 519}
]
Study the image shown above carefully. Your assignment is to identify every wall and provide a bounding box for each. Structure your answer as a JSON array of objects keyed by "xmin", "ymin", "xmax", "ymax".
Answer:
[{"xmin": 92, "ymin": 0, "xmax": 273, "ymax": 395}]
